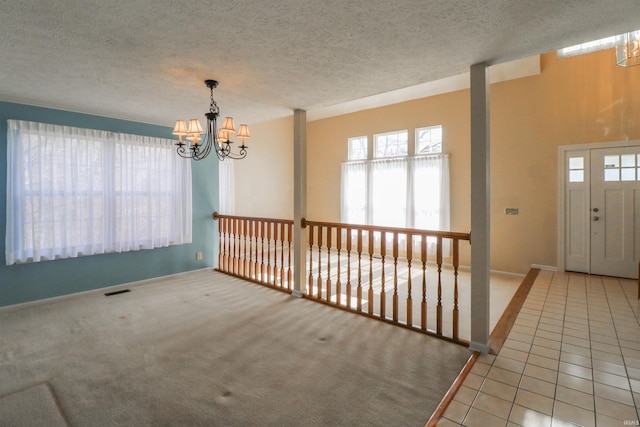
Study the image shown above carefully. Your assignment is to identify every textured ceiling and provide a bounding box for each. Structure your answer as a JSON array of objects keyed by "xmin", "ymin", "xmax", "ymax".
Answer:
[{"xmin": 0, "ymin": 1, "xmax": 639, "ymax": 127}]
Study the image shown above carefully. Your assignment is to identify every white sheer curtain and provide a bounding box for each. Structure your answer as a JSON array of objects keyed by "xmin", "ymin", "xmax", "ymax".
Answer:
[
  {"xmin": 340, "ymin": 154, "xmax": 450, "ymax": 251},
  {"xmin": 5, "ymin": 120, "xmax": 192, "ymax": 265},
  {"xmin": 218, "ymin": 159, "xmax": 235, "ymax": 215},
  {"xmin": 340, "ymin": 161, "xmax": 367, "ymax": 224}
]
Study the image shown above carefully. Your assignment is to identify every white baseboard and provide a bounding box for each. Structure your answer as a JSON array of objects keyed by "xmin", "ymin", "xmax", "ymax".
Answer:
[
  {"xmin": 0, "ymin": 267, "xmax": 215, "ymax": 312},
  {"xmin": 530, "ymin": 264, "xmax": 558, "ymax": 271}
]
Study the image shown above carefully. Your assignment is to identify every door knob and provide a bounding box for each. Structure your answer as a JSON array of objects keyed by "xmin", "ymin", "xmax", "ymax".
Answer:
[
  {"xmin": 593, "ymin": 216, "xmax": 599, "ymax": 221},
  {"xmin": 593, "ymin": 208, "xmax": 599, "ymax": 212}
]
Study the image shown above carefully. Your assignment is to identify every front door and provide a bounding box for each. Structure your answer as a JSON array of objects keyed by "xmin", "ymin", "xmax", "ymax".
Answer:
[
  {"xmin": 564, "ymin": 145, "xmax": 640, "ymax": 279},
  {"xmin": 590, "ymin": 147, "xmax": 640, "ymax": 278}
]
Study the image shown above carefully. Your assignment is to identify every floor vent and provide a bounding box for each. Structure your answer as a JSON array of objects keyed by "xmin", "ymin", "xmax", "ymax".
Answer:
[{"xmin": 104, "ymin": 289, "xmax": 131, "ymax": 297}]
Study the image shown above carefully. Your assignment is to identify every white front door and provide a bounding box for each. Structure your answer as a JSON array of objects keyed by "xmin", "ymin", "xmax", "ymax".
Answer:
[
  {"xmin": 590, "ymin": 147, "xmax": 640, "ymax": 278},
  {"xmin": 564, "ymin": 145, "xmax": 640, "ymax": 279}
]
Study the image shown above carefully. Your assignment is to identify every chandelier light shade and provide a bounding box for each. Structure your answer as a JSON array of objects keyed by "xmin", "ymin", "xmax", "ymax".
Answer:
[
  {"xmin": 616, "ymin": 30, "xmax": 640, "ymax": 67},
  {"xmin": 173, "ymin": 79, "xmax": 250, "ymax": 161}
]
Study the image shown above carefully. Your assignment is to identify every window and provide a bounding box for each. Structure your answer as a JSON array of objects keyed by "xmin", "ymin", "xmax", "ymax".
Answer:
[
  {"xmin": 348, "ymin": 136, "xmax": 367, "ymax": 160},
  {"xmin": 5, "ymin": 120, "xmax": 192, "ymax": 265},
  {"xmin": 374, "ymin": 130, "xmax": 408, "ymax": 158},
  {"xmin": 416, "ymin": 125, "xmax": 442, "ymax": 154},
  {"xmin": 341, "ymin": 126, "xmax": 450, "ymax": 243},
  {"xmin": 568, "ymin": 156, "xmax": 584, "ymax": 182},
  {"xmin": 604, "ymin": 153, "xmax": 640, "ymax": 182}
]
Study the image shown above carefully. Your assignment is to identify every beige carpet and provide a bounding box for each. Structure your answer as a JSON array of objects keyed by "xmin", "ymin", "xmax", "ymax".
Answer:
[{"xmin": 0, "ymin": 270, "xmax": 470, "ymax": 426}]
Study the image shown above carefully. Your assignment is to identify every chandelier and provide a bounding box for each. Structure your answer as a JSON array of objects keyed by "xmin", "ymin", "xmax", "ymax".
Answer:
[
  {"xmin": 616, "ymin": 30, "xmax": 640, "ymax": 67},
  {"xmin": 173, "ymin": 79, "xmax": 250, "ymax": 161}
]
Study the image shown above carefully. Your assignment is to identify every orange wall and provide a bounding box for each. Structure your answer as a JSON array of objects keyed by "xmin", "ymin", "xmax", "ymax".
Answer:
[{"xmin": 233, "ymin": 49, "xmax": 640, "ymax": 274}]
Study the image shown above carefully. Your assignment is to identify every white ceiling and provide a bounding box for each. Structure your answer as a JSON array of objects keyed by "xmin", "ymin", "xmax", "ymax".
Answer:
[{"xmin": 0, "ymin": 1, "xmax": 639, "ymax": 127}]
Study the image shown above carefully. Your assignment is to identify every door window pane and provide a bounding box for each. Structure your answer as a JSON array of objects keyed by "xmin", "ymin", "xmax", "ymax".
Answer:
[
  {"xmin": 605, "ymin": 169, "xmax": 620, "ymax": 181},
  {"xmin": 568, "ymin": 156, "xmax": 584, "ymax": 182}
]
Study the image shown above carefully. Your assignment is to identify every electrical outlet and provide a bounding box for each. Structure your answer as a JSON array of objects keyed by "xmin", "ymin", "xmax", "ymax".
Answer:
[
  {"xmin": 196, "ymin": 251, "xmax": 203, "ymax": 261},
  {"xmin": 505, "ymin": 208, "xmax": 519, "ymax": 215}
]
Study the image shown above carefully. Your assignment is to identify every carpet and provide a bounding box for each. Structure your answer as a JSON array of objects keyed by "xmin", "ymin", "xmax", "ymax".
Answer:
[{"xmin": 0, "ymin": 270, "xmax": 470, "ymax": 426}]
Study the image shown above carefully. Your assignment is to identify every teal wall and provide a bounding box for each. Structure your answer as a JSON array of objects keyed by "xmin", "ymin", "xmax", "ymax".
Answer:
[{"xmin": 0, "ymin": 101, "xmax": 219, "ymax": 307}]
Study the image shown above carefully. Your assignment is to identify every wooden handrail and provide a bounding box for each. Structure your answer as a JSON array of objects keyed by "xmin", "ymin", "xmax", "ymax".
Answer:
[
  {"xmin": 213, "ymin": 211, "xmax": 294, "ymax": 225},
  {"xmin": 301, "ymin": 218, "xmax": 470, "ymax": 241}
]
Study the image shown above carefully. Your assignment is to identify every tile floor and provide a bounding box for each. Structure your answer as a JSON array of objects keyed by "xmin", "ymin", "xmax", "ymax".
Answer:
[{"xmin": 438, "ymin": 270, "xmax": 640, "ymax": 427}]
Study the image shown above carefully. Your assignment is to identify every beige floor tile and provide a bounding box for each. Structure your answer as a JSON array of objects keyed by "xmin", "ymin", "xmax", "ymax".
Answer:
[
  {"xmin": 594, "ymin": 381, "xmax": 634, "ymax": 406},
  {"xmin": 619, "ymin": 338, "xmax": 640, "ymax": 351},
  {"xmin": 470, "ymin": 361, "xmax": 490, "ymax": 376},
  {"xmin": 593, "ymin": 370, "xmax": 631, "ymax": 391},
  {"xmin": 529, "ymin": 345, "xmax": 560, "ymax": 360},
  {"xmin": 486, "ymin": 366, "xmax": 522, "ymax": 387},
  {"xmin": 555, "ymin": 385, "xmax": 594, "ymax": 411},
  {"xmin": 471, "ymin": 392, "xmax": 512, "ymax": 420},
  {"xmin": 462, "ymin": 372, "xmax": 485, "ymax": 390},
  {"xmin": 453, "ymin": 385, "xmax": 478, "ymax": 406},
  {"xmin": 594, "ymin": 396, "xmax": 638, "ymax": 422},
  {"xmin": 562, "ymin": 328, "xmax": 589, "ymax": 340},
  {"xmin": 559, "ymin": 352, "xmax": 591, "ymax": 369},
  {"xmin": 477, "ymin": 353, "xmax": 496, "ymax": 365},
  {"xmin": 552, "ymin": 401, "xmax": 595, "ymax": 427},
  {"xmin": 595, "ymin": 412, "xmax": 636, "ymax": 427},
  {"xmin": 623, "ymin": 348, "xmax": 640, "ymax": 360},
  {"xmin": 537, "ymin": 322, "xmax": 563, "ymax": 334},
  {"xmin": 527, "ymin": 353, "xmax": 560, "ymax": 371},
  {"xmin": 442, "ymin": 399, "xmax": 469, "ymax": 424},
  {"xmin": 624, "ymin": 356, "xmax": 640, "ymax": 370},
  {"xmin": 462, "ymin": 407, "xmax": 508, "ymax": 427},
  {"xmin": 592, "ymin": 349, "xmax": 624, "ymax": 365},
  {"xmin": 536, "ymin": 329, "xmax": 562, "ymax": 342},
  {"xmin": 510, "ymin": 324, "xmax": 537, "ymax": 336},
  {"xmin": 434, "ymin": 417, "xmax": 461, "ymax": 427},
  {"xmin": 519, "ymin": 375, "xmax": 556, "ymax": 399},
  {"xmin": 509, "ymin": 331, "xmax": 535, "ymax": 344},
  {"xmin": 480, "ymin": 378, "xmax": 517, "ymax": 402},
  {"xmin": 508, "ymin": 404, "xmax": 552, "ymax": 427},
  {"xmin": 498, "ymin": 346, "xmax": 529, "ymax": 363},
  {"xmin": 503, "ymin": 338, "xmax": 532, "ymax": 353},
  {"xmin": 561, "ymin": 335, "xmax": 590, "ymax": 349},
  {"xmin": 533, "ymin": 336, "xmax": 562, "ymax": 351},
  {"xmin": 559, "ymin": 361, "xmax": 592, "ymax": 381},
  {"xmin": 590, "ymin": 340, "xmax": 621, "ymax": 355},
  {"xmin": 493, "ymin": 356, "xmax": 526, "ymax": 375},
  {"xmin": 561, "ymin": 343, "xmax": 591, "ymax": 358},
  {"xmin": 514, "ymin": 389, "xmax": 554, "ymax": 415},
  {"xmin": 590, "ymin": 332, "xmax": 619, "ymax": 345},
  {"xmin": 592, "ymin": 359, "xmax": 627, "ymax": 377},
  {"xmin": 556, "ymin": 372, "xmax": 593, "ymax": 394},
  {"xmin": 523, "ymin": 363, "xmax": 558, "ymax": 384}
]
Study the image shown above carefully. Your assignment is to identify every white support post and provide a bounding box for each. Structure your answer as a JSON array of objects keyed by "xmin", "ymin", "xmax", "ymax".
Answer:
[
  {"xmin": 469, "ymin": 63, "xmax": 491, "ymax": 354},
  {"xmin": 292, "ymin": 109, "xmax": 307, "ymax": 297}
]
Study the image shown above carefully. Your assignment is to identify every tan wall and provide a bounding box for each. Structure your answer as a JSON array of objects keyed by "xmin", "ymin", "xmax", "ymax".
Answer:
[
  {"xmin": 232, "ymin": 49, "xmax": 640, "ymax": 274},
  {"xmin": 305, "ymin": 49, "xmax": 640, "ymax": 274},
  {"xmin": 233, "ymin": 115, "xmax": 294, "ymax": 219}
]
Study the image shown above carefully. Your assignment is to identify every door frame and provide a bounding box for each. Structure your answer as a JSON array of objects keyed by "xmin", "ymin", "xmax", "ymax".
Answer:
[{"xmin": 557, "ymin": 140, "xmax": 640, "ymax": 273}]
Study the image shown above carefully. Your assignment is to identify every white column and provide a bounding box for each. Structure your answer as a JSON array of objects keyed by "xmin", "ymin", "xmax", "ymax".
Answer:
[
  {"xmin": 469, "ymin": 63, "xmax": 491, "ymax": 353},
  {"xmin": 292, "ymin": 109, "xmax": 308, "ymax": 297}
]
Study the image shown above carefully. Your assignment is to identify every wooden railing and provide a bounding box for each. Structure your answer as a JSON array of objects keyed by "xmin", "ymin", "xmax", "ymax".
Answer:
[
  {"xmin": 213, "ymin": 212, "xmax": 294, "ymax": 292},
  {"xmin": 302, "ymin": 218, "xmax": 471, "ymax": 344}
]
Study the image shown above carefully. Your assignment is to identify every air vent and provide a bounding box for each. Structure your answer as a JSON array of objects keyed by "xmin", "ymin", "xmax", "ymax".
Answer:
[{"xmin": 104, "ymin": 289, "xmax": 131, "ymax": 297}]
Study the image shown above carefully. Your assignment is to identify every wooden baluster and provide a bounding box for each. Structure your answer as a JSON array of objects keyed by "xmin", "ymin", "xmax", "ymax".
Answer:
[
  {"xmin": 326, "ymin": 226, "xmax": 332, "ymax": 302},
  {"xmin": 218, "ymin": 215, "xmax": 224, "ymax": 270},
  {"xmin": 368, "ymin": 231, "xmax": 374, "ymax": 315},
  {"xmin": 436, "ymin": 236, "xmax": 443, "ymax": 336},
  {"xmin": 271, "ymin": 222, "xmax": 278, "ymax": 286},
  {"xmin": 260, "ymin": 221, "xmax": 267, "ymax": 282},
  {"xmin": 453, "ymin": 239, "xmax": 460, "ymax": 341},
  {"xmin": 380, "ymin": 231, "xmax": 386, "ymax": 318},
  {"xmin": 242, "ymin": 219, "xmax": 249, "ymax": 277},
  {"xmin": 222, "ymin": 218, "xmax": 228, "ymax": 272},
  {"xmin": 357, "ymin": 229, "xmax": 363, "ymax": 312},
  {"xmin": 235, "ymin": 219, "xmax": 241, "ymax": 275},
  {"xmin": 393, "ymin": 232, "xmax": 399, "ymax": 322},
  {"xmin": 225, "ymin": 217, "xmax": 231, "ymax": 272},
  {"xmin": 287, "ymin": 223, "xmax": 293, "ymax": 290},
  {"xmin": 229, "ymin": 218, "xmax": 235, "ymax": 274},
  {"xmin": 346, "ymin": 228, "xmax": 352, "ymax": 309},
  {"xmin": 317, "ymin": 226, "xmax": 323, "ymax": 299},
  {"xmin": 406, "ymin": 233, "xmax": 413, "ymax": 327},
  {"xmin": 250, "ymin": 220, "xmax": 257, "ymax": 279},
  {"xmin": 421, "ymin": 235, "xmax": 427, "ymax": 331},
  {"xmin": 266, "ymin": 221, "xmax": 272, "ymax": 283},
  {"xmin": 336, "ymin": 227, "xmax": 342, "ymax": 306},
  {"xmin": 253, "ymin": 220, "xmax": 261, "ymax": 280},
  {"xmin": 308, "ymin": 225, "xmax": 314, "ymax": 297},
  {"xmin": 279, "ymin": 223, "xmax": 285, "ymax": 287}
]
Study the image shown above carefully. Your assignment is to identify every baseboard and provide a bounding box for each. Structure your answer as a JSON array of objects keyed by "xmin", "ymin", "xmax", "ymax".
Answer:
[
  {"xmin": 0, "ymin": 267, "xmax": 215, "ymax": 312},
  {"xmin": 530, "ymin": 264, "xmax": 558, "ymax": 271}
]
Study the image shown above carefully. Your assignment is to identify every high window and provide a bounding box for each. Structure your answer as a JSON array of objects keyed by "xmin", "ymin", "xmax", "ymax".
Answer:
[
  {"xmin": 5, "ymin": 120, "xmax": 192, "ymax": 265},
  {"xmin": 340, "ymin": 125, "xmax": 449, "ymax": 240}
]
